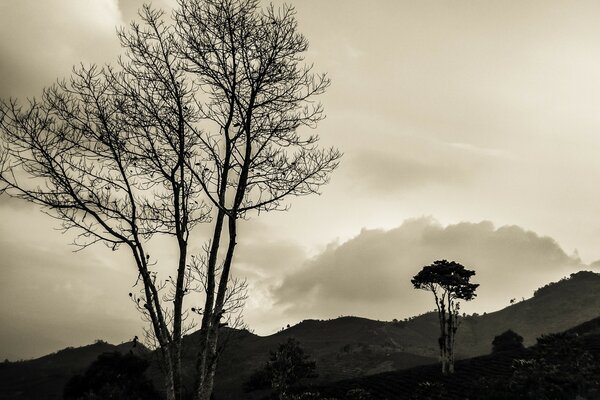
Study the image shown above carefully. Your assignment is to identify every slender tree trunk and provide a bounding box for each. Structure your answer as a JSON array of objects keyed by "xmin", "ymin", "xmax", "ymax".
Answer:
[
  {"xmin": 438, "ymin": 302, "xmax": 449, "ymax": 375},
  {"xmin": 194, "ymin": 205, "xmax": 227, "ymax": 395},
  {"xmin": 195, "ymin": 213, "xmax": 239, "ymax": 400},
  {"xmin": 170, "ymin": 341, "xmax": 183, "ymax": 400},
  {"xmin": 440, "ymin": 338, "xmax": 450, "ymax": 375},
  {"xmin": 164, "ymin": 359, "xmax": 178, "ymax": 400},
  {"xmin": 171, "ymin": 241, "xmax": 187, "ymax": 400},
  {"xmin": 445, "ymin": 329, "xmax": 454, "ymax": 374},
  {"xmin": 197, "ymin": 325, "xmax": 219, "ymax": 400},
  {"xmin": 441, "ymin": 306, "xmax": 457, "ymax": 375}
]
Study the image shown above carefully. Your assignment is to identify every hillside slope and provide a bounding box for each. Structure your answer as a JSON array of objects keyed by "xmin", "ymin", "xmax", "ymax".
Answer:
[
  {"xmin": 210, "ymin": 271, "xmax": 600, "ymax": 398},
  {"xmin": 0, "ymin": 341, "xmax": 146, "ymax": 400},
  {"xmin": 3, "ymin": 271, "xmax": 600, "ymax": 400},
  {"xmin": 315, "ymin": 316, "xmax": 600, "ymax": 400}
]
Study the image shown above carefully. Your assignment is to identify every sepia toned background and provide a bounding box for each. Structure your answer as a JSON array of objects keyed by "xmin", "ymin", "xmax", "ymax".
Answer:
[{"xmin": 2, "ymin": 0, "xmax": 600, "ymax": 360}]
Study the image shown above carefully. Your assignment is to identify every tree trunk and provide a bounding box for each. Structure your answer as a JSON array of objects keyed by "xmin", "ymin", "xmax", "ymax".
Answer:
[
  {"xmin": 171, "ymin": 341, "xmax": 182, "ymax": 400},
  {"xmin": 440, "ymin": 309, "xmax": 456, "ymax": 375},
  {"xmin": 193, "ymin": 324, "xmax": 219, "ymax": 400},
  {"xmin": 196, "ymin": 326, "xmax": 219, "ymax": 400},
  {"xmin": 440, "ymin": 345, "xmax": 450, "ymax": 375},
  {"xmin": 165, "ymin": 362, "xmax": 178, "ymax": 400}
]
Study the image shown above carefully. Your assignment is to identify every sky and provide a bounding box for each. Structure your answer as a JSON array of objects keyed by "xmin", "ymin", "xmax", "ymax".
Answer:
[{"xmin": 2, "ymin": 0, "xmax": 600, "ymax": 360}]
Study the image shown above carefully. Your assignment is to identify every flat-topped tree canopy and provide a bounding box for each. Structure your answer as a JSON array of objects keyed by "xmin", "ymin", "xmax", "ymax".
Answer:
[{"xmin": 411, "ymin": 259, "xmax": 479, "ymax": 301}]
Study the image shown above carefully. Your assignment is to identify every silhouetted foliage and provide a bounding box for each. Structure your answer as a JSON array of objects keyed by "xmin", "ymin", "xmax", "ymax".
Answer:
[
  {"xmin": 344, "ymin": 388, "xmax": 374, "ymax": 400},
  {"xmin": 411, "ymin": 260, "xmax": 478, "ymax": 374},
  {"xmin": 245, "ymin": 338, "xmax": 317, "ymax": 399},
  {"xmin": 244, "ymin": 367, "xmax": 272, "ymax": 393},
  {"xmin": 509, "ymin": 332, "xmax": 600, "ymax": 399},
  {"xmin": 408, "ymin": 381, "xmax": 449, "ymax": 400},
  {"xmin": 63, "ymin": 351, "xmax": 160, "ymax": 400},
  {"xmin": 533, "ymin": 271, "xmax": 600, "ymax": 297},
  {"xmin": 492, "ymin": 330, "xmax": 524, "ymax": 353}
]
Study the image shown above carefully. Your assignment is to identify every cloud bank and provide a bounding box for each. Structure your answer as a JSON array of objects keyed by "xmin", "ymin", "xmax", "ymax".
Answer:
[{"xmin": 273, "ymin": 218, "xmax": 582, "ymax": 322}]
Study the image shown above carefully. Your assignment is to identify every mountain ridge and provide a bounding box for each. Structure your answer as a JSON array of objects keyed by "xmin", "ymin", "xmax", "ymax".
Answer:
[{"xmin": 2, "ymin": 270, "xmax": 600, "ymax": 399}]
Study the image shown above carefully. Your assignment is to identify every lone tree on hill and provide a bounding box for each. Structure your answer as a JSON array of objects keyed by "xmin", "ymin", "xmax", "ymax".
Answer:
[
  {"xmin": 0, "ymin": 1, "xmax": 341, "ymax": 399},
  {"xmin": 411, "ymin": 260, "xmax": 478, "ymax": 374}
]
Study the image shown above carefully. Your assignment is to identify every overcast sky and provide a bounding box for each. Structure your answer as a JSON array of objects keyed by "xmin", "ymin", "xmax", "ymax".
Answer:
[{"xmin": 2, "ymin": 0, "xmax": 600, "ymax": 360}]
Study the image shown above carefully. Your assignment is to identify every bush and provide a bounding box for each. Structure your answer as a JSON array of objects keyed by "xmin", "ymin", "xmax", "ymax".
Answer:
[
  {"xmin": 63, "ymin": 351, "xmax": 160, "ymax": 400},
  {"xmin": 510, "ymin": 333, "xmax": 600, "ymax": 399},
  {"xmin": 244, "ymin": 338, "xmax": 317, "ymax": 400},
  {"xmin": 492, "ymin": 330, "xmax": 524, "ymax": 353}
]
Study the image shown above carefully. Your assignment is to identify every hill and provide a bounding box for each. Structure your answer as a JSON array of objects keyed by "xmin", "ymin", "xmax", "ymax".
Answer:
[
  {"xmin": 453, "ymin": 270, "xmax": 600, "ymax": 356},
  {"xmin": 209, "ymin": 271, "xmax": 600, "ymax": 399},
  {"xmin": 313, "ymin": 316, "xmax": 600, "ymax": 399},
  {"xmin": 3, "ymin": 270, "xmax": 600, "ymax": 399},
  {"xmin": 210, "ymin": 270, "xmax": 600, "ymax": 398},
  {"xmin": 0, "ymin": 340, "xmax": 146, "ymax": 400}
]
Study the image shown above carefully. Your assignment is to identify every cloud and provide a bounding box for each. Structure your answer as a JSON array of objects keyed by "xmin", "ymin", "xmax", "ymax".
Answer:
[
  {"xmin": 348, "ymin": 144, "xmax": 489, "ymax": 192},
  {"xmin": 118, "ymin": 0, "xmax": 178, "ymax": 23},
  {"xmin": 0, "ymin": 0, "xmax": 122, "ymax": 97},
  {"xmin": 273, "ymin": 218, "xmax": 582, "ymax": 322},
  {"xmin": 326, "ymin": 105, "xmax": 508, "ymax": 195},
  {"xmin": 227, "ymin": 222, "xmax": 308, "ymax": 333},
  {"xmin": 0, "ymin": 204, "xmax": 143, "ymax": 360}
]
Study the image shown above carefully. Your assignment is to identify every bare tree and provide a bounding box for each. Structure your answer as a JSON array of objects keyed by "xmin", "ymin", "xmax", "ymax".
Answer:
[
  {"xmin": 0, "ymin": 10, "xmax": 203, "ymax": 397},
  {"xmin": 174, "ymin": 1, "xmax": 340, "ymax": 398},
  {"xmin": 0, "ymin": 1, "xmax": 340, "ymax": 399}
]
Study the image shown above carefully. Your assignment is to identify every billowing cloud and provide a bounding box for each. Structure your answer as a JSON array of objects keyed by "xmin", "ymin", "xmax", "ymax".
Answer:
[
  {"xmin": 273, "ymin": 218, "xmax": 582, "ymax": 322},
  {"xmin": 227, "ymin": 221, "xmax": 308, "ymax": 333}
]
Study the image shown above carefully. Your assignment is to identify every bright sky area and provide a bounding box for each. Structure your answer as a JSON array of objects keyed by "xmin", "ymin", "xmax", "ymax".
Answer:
[{"xmin": 1, "ymin": 0, "xmax": 600, "ymax": 360}]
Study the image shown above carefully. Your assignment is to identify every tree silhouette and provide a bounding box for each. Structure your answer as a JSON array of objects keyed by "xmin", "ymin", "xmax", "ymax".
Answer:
[
  {"xmin": 245, "ymin": 338, "xmax": 317, "ymax": 400},
  {"xmin": 0, "ymin": 1, "xmax": 340, "ymax": 399},
  {"xmin": 63, "ymin": 352, "xmax": 160, "ymax": 400},
  {"xmin": 492, "ymin": 329, "xmax": 524, "ymax": 353},
  {"xmin": 510, "ymin": 332, "xmax": 600, "ymax": 399},
  {"xmin": 411, "ymin": 260, "xmax": 478, "ymax": 374}
]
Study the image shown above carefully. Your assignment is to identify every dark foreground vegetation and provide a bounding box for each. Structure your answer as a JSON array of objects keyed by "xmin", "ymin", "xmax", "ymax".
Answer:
[{"xmin": 308, "ymin": 331, "xmax": 600, "ymax": 400}]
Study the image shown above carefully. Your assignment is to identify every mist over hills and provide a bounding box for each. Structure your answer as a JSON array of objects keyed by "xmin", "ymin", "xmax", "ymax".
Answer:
[{"xmin": 2, "ymin": 270, "xmax": 600, "ymax": 399}]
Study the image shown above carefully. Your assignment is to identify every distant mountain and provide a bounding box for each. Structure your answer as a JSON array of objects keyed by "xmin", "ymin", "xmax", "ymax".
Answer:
[
  {"xmin": 3, "ymin": 270, "xmax": 600, "ymax": 400},
  {"xmin": 453, "ymin": 270, "xmax": 600, "ymax": 356},
  {"xmin": 0, "ymin": 340, "xmax": 147, "ymax": 400},
  {"xmin": 200, "ymin": 319, "xmax": 437, "ymax": 400}
]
